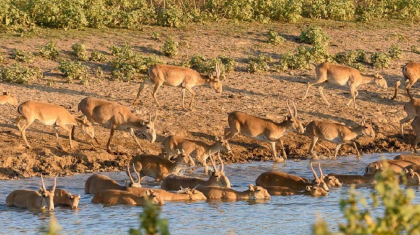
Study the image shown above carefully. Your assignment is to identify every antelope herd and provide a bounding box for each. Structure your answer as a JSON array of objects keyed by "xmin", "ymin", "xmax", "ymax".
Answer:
[{"xmin": 4, "ymin": 61, "xmax": 420, "ymax": 213}]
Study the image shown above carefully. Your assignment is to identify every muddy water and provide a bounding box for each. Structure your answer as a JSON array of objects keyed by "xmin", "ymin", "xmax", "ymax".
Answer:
[{"xmin": 1, "ymin": 152, "xmax": 419, "ymax": 235}]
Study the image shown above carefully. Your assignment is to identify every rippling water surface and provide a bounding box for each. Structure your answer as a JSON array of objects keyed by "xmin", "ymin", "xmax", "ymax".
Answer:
[{"xmin": 1, "ymin": 152, "xmax": 418, "ymax": 235}]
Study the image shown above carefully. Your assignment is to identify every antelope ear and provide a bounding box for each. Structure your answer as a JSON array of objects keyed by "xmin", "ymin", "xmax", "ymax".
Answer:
[
  {"xmin": 248, "ymin": 184, "xmax": 255, "ymax": 191},
  {"xmin": 70, "ymin": 195, "xmax": 74, "ymax": 199}
]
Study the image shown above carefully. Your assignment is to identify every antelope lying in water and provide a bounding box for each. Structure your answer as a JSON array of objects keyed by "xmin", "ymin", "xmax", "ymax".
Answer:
[
  {"xmin": 161, "ymin": 135, "xmax": 231, "ymax": 174},
  {"xmin": 302, "ymin": 62, "xmax": 387, "ymax": 109},
  {"xmin": 263, "ymin": 185, "xmax": 329, "ymax": 197},
  {"xmin": 399, "ymin": 98, "xmax": 420, "ymax": 137},
  {"xmin": 133, "ymin": 64, "xmax": 222, "ymax": 110},
  {"xmin": 328, "ymin": 173, "xmax": 377, "ymax": 185},
  {"xmin": 130, "ymin": 151, "xmax": 193, "ymax": 182},
  {"xmin": 6, "ymin": 176, "xmax": 56, "ymax": 211},
  {"xmin": 75, "ymin": 97, "xmax": 156, "ymax": 151},
  {"xmin": 255, "ymin": 163, "xmax": 331, "ymax": 192},
  {"xmin": 128, "ymin": 187, "xmax": 207, "ymax": 201},
  {"xmin": 392, "ymin": 62, "xmax": 420, "ymax": 100},
  {"xmin": 15, "ymin": 101, "xmax": 94, "ymax": 149},
  {"xmin": 85, "ymin": 165, "xmax": 141, "ymax": 194},
  {"xmin": 305, "ymin": 119, "xmax": 375, "ymax": 161},
  {"xmin": 92, "ymin": 189, "xmax": 164, "ymax": 206},
  {"xmin": 224, "ymin": 100, "xmax": 304, "ymax": 161},
  {"xmin": 394, "ymin": 155, "xmax": 420, "ymax": 165},
  {"xmin": 161, "ymin": 152, "xmax": 231, "ymax": 191},
  {"xmin": 0, "ymin": 91, "xmax": 18, "ymax": 106},
  {"xmin": 52, "ymin": 189, "xmax": 80, "ymax": 209},
  {"xmin": 365, "ymin": 159, "xmax": 414, "ymax": 174},
  {"xmin": 196, "ymin": 184, "xmax": 270, "ymax": 201}
]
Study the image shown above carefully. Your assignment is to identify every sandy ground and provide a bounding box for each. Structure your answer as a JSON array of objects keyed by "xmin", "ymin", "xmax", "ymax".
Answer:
[{"xmin": 0, "ymin": 20, "xmax": 419, "ymax": 179}]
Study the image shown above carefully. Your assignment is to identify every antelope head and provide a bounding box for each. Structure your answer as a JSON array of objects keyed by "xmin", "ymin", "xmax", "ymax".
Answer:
[
  {"xmin": 68, "ymin": 194, "xmax": 81, "ymax": 209},
  {"xmin": 2, "ymin": 91, "xmax": 18, "ymax": 106},
  {"xmin": 75, "ymin": 115, "xmax": 95, "ymax": 138},
  {"xmin": 373, "ymin": 73, "xmax": 388, "ymax": 89},
  {"xmin": 40, "ymin": 175, "xmax": 56, "ymax": 211},
  {"xmin": 172, "ymin": 149, "xmax": 195, "ymax": 167},
  {"xmin": 209, "ymin": 151, "xmax": 231, "ymax": 188},
  {"xmin": 310, "ymin": 163, "xmax": 329, "ymax": 192},
  {"xmin": 145, "ymin": 190, "xmax": 165, "ymax": 206},
  {"xmin": 215, "ymin": 136, "xmax": 232, "ymax": 154},
  {"xmin": 184, "ymin": 188, "xmax": 207, "ymax": 200},
  {"xmin": 405, "ymin": 169, "xmax": 420, "ymax": 185},
  {"xmin": 286, "ymin": 99, "xmax": 305, "ymax": 134},
  {"xmin": 125, "ymin": 164, "xmax": 142, "ymax": 188},
  {"xmin": 207, "ymin": 63, "xmax": 222, "ymax": 93},
  {"xmin": 139, "ymin": 111, "xmax": 157, "ymax": 143},
  {"xmin": 365, "ymin": 162, "xmax": 382, "ymax": 175},
  {"xmin": 359, "ymin": 118, "xmax": 375, "ymax": 139},
  {"xmin": 248, "ymin": 184, "xmax": 271, "ymax": 200},
  {"xmin": 305, "ymin": 185, "xmax": 329, "ymax": 197},
  {"xmin": 318, "ymin": 164, "xmax": 342, "ymax": 187}
]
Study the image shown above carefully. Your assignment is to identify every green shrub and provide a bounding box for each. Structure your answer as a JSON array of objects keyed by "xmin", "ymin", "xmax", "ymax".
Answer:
[
  {"xmin": 90, "ymin": 50, "xmax": 106, "ymax": 62},
  {"xmin": 371, "ymin": 52, "xmax": 391, "ymax": 69},
  {"xmin": 389, "ymin": 44, "xmax": 403, "ymax": 59},
  {"xmin": 327, "ymin": 0, "xmax": 355, "ymax": 21},
  {"xmin": 217, "ymin": 55, "xmax": 236, "ymax": 73},
  {"xmin": 58, "ymin": 60, "xmax": 89, "ymax": 83},
  {"xmin": 190, "ymin": 55, "xmax": 228, "ymax": 79},
  {"xmin": 412, "ymin": 45, "xmax": 420, "ymax": 54},
  {"xmin": 1, "ymin": 63, "xmax": 42, "ymax": 84},
  {"xmin": 0, "ymin": 51, "xmax": 4, "ymax": 63},
  {"xmin": 156, "ymin": 6, "xmax": 183, "ymax": 27},
  {"xmin": 277, "ymin": 44, "xmax": 330, "ymax": 71},
  {"xmin": 38, "ymin": 41, "xmax": 60, "ymax": 60},
  {"xmin": 13, "ymin": 49, "xmax": 34, "ymax": 63},
  {"xmin": 162, "ymin": 37, "xmax": 178, "ymax": 58},
  {"xmin": 334, "ymin": 49, "xmax": 366, "ymax": 70},
  {"xmin": 267, "ymin": 30, "xmax": 285, "ymax": 45},
  {"xmin": 313, "ymin": 160, "xmax": 420, "ymax": 235},
  {"xmin": 129, "ymin": 201, "xmax": 169, "ymax": 235},
  {"xmin": 247, "ymin": 54, "xmax": 271, "ymax": 73},
  {"xmin": 271, "ymin": 0, "xmax": 303, "ymax": 23},
  {"xmin": 152, "ymin": 32, "xmax": 160, "ymax": 41},
  {"xmin": 298, "ymin": 25, "xmax": 330, "ymax": 46},
  {"xmin": 71, "ymin": 42, "xmax": 89, "ymax": 61},
  {"xmin": 302, "ymin": 0, "xmax": 328, "ymax": 19},
  {"xmin": 95, "ymin": 67, "xmax": 104, "ymax": 79}
]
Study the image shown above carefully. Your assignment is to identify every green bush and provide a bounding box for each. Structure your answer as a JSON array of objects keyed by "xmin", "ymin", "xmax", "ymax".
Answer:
[
  {"xmin": 217, "ymin": 55, "xmax": 236, "ymax": 73},
  {"xmin": 1, "ymin": 63, "xmax": 42, "ymax": 84},
  {"xmin": 327, "ymin": 0, "xmax": 355, "ymax": 21},
  {"xmin": 313, "ymin": 160, "xmax": 420, "ymax": 235},
  {"xmin": 90, "ymin": 50, "xmax": 107, "ymax": 62},
  {"xmin": 38, "ymin": 41, "xmax": 60, "ymax": 60},
  {"xmin": 334, "ymin": 49, "xmax": 366, "ymax": 70},
  {"xmin": 72, "ymin": 42, "xmax": 89, "ymax": 61},
  {"xmin": 371, "ymin": 52, "xmax": 391, "ymax": 69},
  {"xmin": 162, "ymin": 37, "xmax": 178, "ymax": 58},
  {"xmin": 58, "ymin": 60, "xmax": 89, "ymax": 83},
  {"xmin": 0, "ymin": 52, "xmax": 4, "ymax": 63},
  {"xmin": 129, "ymin": 201, "xmax": 169, "ymax": 235},
  {"xmin": 389, "ymin": 44, "xmax": 403, "ymax": 59},
  {"xmin": 298, "ymin": 25, "xmax": 330, "ymax": 46},
  {"xmin": 247, "ymin": 54, "xmax": 271, "ymax": 73},
  {"xmin": 189, "ymin": 55, "xmax": 230, "ymax": 78},
  {"xmin": 267, "ymin": 30, "xmax": 285, "ymax": 45},
  {"xmin": 13, "ymin": 49, "xmax": 34, "ymax": 63},
  {"xmin": 302, "ymin": 0, "xmax": 328, "ymax": 19},
  {"xmin": 152, "ymin": 32, "xmax": 160, "ymax": 41},
  {"xmin": 157, "ymin": 6, "xmax": 183, "ymax": 27}
]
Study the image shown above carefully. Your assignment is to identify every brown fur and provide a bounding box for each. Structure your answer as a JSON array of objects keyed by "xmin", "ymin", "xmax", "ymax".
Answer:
[
  {"xmin": 91, "ymin": 189, "xmax": 164, "ymax": 206},
  {"xmin": 53, "ymin": 189, "xmax": 80, "ymax": 209},
  {"xmin": 196, "ymin": 184, "xmax": 270, "ymax": 200},
  {"xmin": 264, "ymin": 185, "xmax": 328, "ymax": 197},
  {"xmin": 0, "ymin": 92, "xmax": 18, "ymax": 106},
  {"xmin": 393, "ymin": 62, "xmax": 420, "ymax": 100}
]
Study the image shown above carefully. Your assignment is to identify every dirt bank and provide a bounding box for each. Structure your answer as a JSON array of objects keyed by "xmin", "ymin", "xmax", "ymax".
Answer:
[{"xmin": 0, "ymin": 20, "xmax": 418, "ymax": 179}]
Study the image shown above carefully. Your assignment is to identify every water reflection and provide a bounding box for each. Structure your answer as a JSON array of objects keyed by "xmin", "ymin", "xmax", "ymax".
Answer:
[{"xmin": 0, "ymin": 152, "xmax": 415, "ymax": 235}]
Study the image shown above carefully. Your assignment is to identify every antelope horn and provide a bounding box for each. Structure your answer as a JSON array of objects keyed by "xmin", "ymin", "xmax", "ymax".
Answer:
[
  {"xmin": 148, "ymin": 113, "xmax": 152, "ymax": 122},
  {"xmin": 126, "ymin": 165, "xmax": 135, "ymax": 184},
  {"xmin": 52, "ymin": 176, "xmax": 57, "ymax": 192},
  {"xmin": 286, "ymin": 99, "xmax": 293, "ymax": 117},
  {"xmin": 217, "ymin": 151, "xmax": 224, "ymax": 172},
  {"xmin": 318, "ymin": 163, "xmax": 324, "ymax": 179},
  {"xmin": 133, "ymin": 163, "xmax": 141, "ymax": 184},
  {"xmin": 209, "ymin": 150, "xmax": 217, "ymax": 172},
  {"xmin": 310, "ymin": 162, "xmax": 319, "ymax": 180},
  {"xmin": 215, "ymin": 63, "xmax": 221, "ymax": 78},
  {"xmin": 41, "ymin": 175, "xmax": 46, "ymax": 191},
  {"xmin": 292, "ymin": 99, "xmax": 298, "ymax": 117}
]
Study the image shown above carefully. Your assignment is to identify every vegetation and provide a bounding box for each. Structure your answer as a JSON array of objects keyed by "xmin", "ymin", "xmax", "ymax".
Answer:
[
  {"xmin": 90, "ymin": 50, "xmax": 107, "ymax": 62},
  {"xmin": 1, "ymin": 63, "xmax": 42, "ymax": 84},
  {"xmin": 1, "ymin": 0, "xmax": 419, "ymax": 31},
  {"xmin": 334, "ymin": 49, "xmax": 366, "ymax": 70},
  {"xmin": 38, "ymin": 41, "xmax": 60, "ymax": 60},
  {"xmin": 313, "ymin": 161, "xmax": 420, "ymax": 235},
  {"xmin": 189, "ymin": 54, "xmax": 232, "ymax": 79},
  {"xmin": 129, "ymin": 201, "xmax": 169, "ymax": 235},
  {"xmin": 13, "ymin": 49, "xmax": 34, "ymax": 63},
  {"xmin": 389, "ymin": 44, "xmax": 403, "ymax": 59},
  {"xmin": 72, "ymin": 42, "xmax": 89, "ymax": 61},
  {"xmin": 247, "ymin": 54, "xmax": 271, "ymax": 73},
  {"xmin": 371, "ymin": 52, "xmax": 391, "ymax": 69},
  {"xmin": 162, "ymin": 37, "xmax": 178, "ymax": 58},
  {"xmin": 58, "ymin": 60, "xmax": 89, "ymax": 83},
  {"xmin": 299, "ymin": 25, "xmax": 330, "ymax": 46},
  {"xmin": 267, "ymin": 30, "xmax": 285, "ymax": 45}
]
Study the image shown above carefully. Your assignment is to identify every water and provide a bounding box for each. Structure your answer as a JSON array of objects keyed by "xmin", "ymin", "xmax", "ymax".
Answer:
[{"xmin": 0, "ymin": 152, "xmax": 418, "ymax": 235}]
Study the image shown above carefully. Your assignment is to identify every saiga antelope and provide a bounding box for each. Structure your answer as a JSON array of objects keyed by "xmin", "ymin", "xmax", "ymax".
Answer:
[
  {"xmin": 92, "ymin": 189, "xmax": 164, "ymax": 206},
  {"xmin": 15, "ymin": 101, "xmax": 94, "ymax": 149},
  {"xmin": 85, "ymin": 165, "xmax": 141, "ymax": 194},
  {"xmin": 305, "ymin": 119, "xmax": 375, "ymax": 161},
  {"xmin": 411, "ymin": 117, "xmax": 420, "ymax": 152},
  {"xmin": 75, "ymin": 97, "xmax": 156, "ymax": 151},
  {"xmin": 392, "ymin": 62, "xmax": 420, "ymax": 100},
  {"xmin": 255, "ymin": 163, "xmax": 330, "ymax": 192},
  {"xmin": 328, "ymin": 173, "xmax": 377, "ymax": 185},
  {"xmin": 133, "ymin": 64, "xmax": 222, "ymax": 110},
  {"xmin": 394, "ymin": 155, "xmax": 420, "ymax": 165},
  {"xmin": 161, "ymin": 135, "xmax": 231, "ymax": 175},
  {"xmin": 302, "ymin": 62, "xmax": 388, "ymax": 109},
  {"xmin": 399, "ymin": 98, "xmax": 420, "ymax": 137},
  {"xmin": 263, "ymin": 185, "xmax": 329, "ymax": 197},
  {"xmin": 224, "ymin": 100, "xmax": 304, "ymax": 161},
  {"xmin": 161, "ymin": 152, "xmax": 231, "ymax": 191},
  {"xmin": 365, "ymin": 159, "xmax": 414, "ymax": 174},
  {"xmin": 0, "ymin": 91, "xmax": 18, "ymax": 106},
  {"xmin": 130, "ymin": 151, "xmax": 193, "ymax": 182},
  {"xmin": 6, "ymin": 176, "xmax": 56, "ymax": 211},
  {"xmin": 53, "ymin": 189, "xmax": 80, "ymax": 209},
  {"xmin": 128, "ymin": 187, "xmax": 207, "ymax": 201},
  {"xmin": 196, "ymin": 184, "xmax": 271, "ymax": 201}
]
